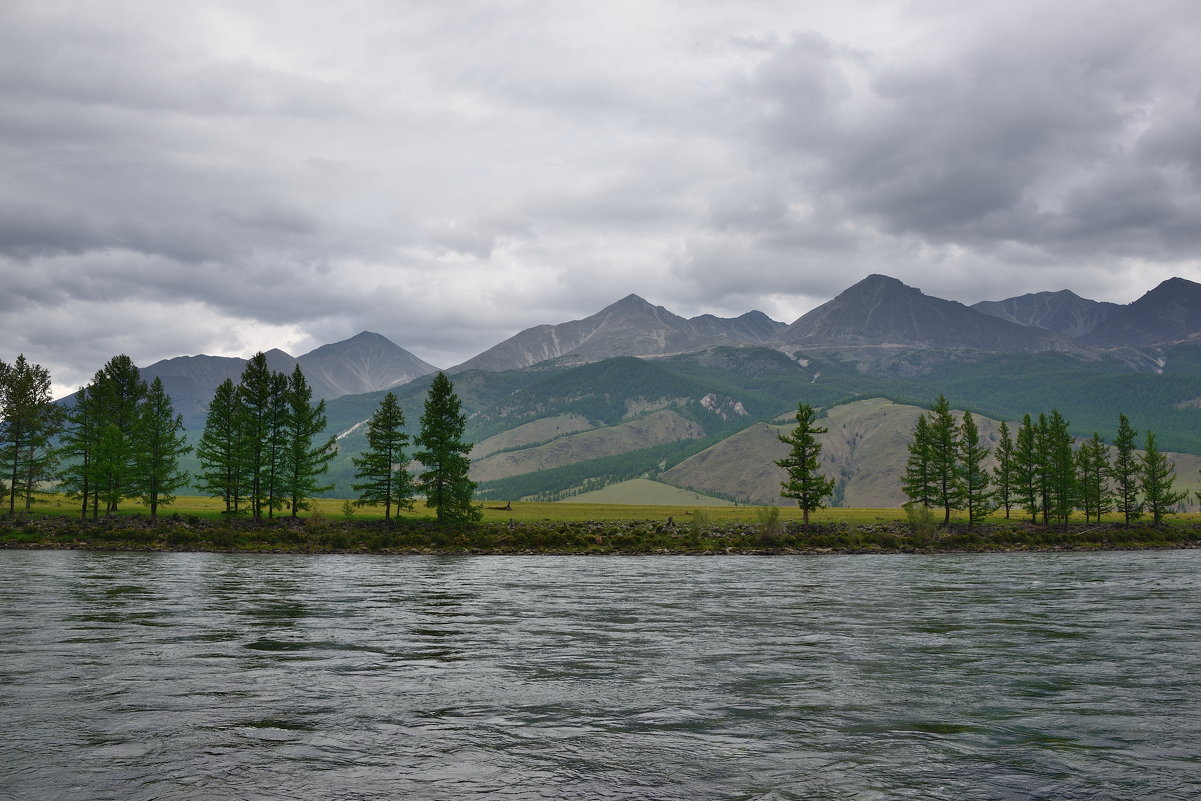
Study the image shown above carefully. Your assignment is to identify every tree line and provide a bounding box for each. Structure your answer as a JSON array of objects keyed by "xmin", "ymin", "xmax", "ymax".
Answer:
[
  {"xmin": 902, "ymin": 396, "xmax": 1189, "ymax": 528},
  {"xmin": 0, "ymin": 353, "xmax": 481, "ymax": 523}
]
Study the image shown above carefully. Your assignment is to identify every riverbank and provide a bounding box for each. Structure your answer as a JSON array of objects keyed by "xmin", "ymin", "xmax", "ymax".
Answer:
[{"xmin": 2, "ymin": 514, "xmax": 1199, "ymax": 555}]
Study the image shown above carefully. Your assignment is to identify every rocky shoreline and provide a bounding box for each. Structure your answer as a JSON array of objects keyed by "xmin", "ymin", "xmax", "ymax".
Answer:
[{"xmin": 2, "ymin": 514, "xmax": 1198, "ymax": 556}]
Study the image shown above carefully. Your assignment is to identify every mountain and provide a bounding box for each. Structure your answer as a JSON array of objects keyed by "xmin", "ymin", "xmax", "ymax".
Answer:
[
  {"xmin": 450, "ymin": 294, "xmax": 783, "ymax": 373},
  {"xmin": 295, "ymin": 331, "xmax": 438, "ymax": 399},
  {"xmin": 775, "ymin": 274, "xmax": 1069, "ymax": 353},
  {"xmin": 139, "ymin": 332, "xmax": 436, "ymax": 426},
  {"xmin": 972, "ymin": 290, "xmax": 1119, "ymax": 338},
  {"xmin": 1083, "ymin": 277, "xmax": 1201, "ymax": 348}
]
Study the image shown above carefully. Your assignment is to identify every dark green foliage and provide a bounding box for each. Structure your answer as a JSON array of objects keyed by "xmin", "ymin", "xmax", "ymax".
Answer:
[
  {"xmin": 1044, "ymin": 410, "xmax": 1076, "ymax": 528},
  {"xmin": 58, "ymin": 385, "xmax": 102, "ymax": 519},
  {"xmin": 1111, "ymin": 413, "xmax": 1142, "ymax": 526},
  {"xmin": 236, "ymin": 354, "xmax": 289, "ymax": 521},
  {"xmin": 994, "ymin": 420, "xmax": 1015, "ymax": 518},
  {"xmin": 0, "ymin": 355, "xmax": 62, "ymax": 515},
  {"xmin": 91, "ymin": 355, "xmax": 148, "ymax": 516},
  {"xmin": 280, "ymin": 366, "xmax": 335, "ymax": 518},
  {"xmin": 902, "ymin": 414, "xmax": 935, "ymax": 510},
  {"xmin": 195, "ymin": 379, "xmax": 250, "ymax": 514},
  {"xmin": 775, "ymin": 403, "xmax": 835, "ymax": 529},
  {"xmin": 928, "ymin": 395, "xmax": 962, "ymax": 524},
  {"xmin": 351, "ymin": 392, "xmax": 415, "ymax": 520},
  {"xmin": 414, "ymin": 373, "xmax": 481, "ymax": 523},
  {"xmin": 957, "ymin": 411, "xmax": 994, "ymax": 528},
  {"xmin": 1012, "ymin": 414, "xmax": 1040, "ymax": 524},
  {"xmin": 131, "ymin": 377, "xmax": 191, "ymax": 520},
  {"xmin": 1139, "ymin": 432, "xmax": 1187, "ymax": 526},
  {"xmin": 1074, "ymin": 433, "xmax": 1112, "ymax": 524}
]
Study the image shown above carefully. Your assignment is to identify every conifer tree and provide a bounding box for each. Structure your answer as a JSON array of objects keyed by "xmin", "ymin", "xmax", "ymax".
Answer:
[
  {"xmin": 928, "ymin": 395, "xmax": 961, "ymax": 524},
  {"xmin": 0, "ymin": 355, "xmax": 62, "ymax": 514},
  {"xmin": 196, "ymin": 379, "xmax": 251, "ymax": 515},
  {"xmin": 1013, "ymin": 414, "xmax": 1041, "ymax": 524},
  {"xmin": 902, "ymin": 414, "xmax": 936, "ymax": 510},
  {"xmin": 352, "ymin": 392, "xmax": 415, "ymax": 520},
  {"xmin": 1140, "ymin": 431, "xmax": 1187, "ymax": 526},
  {"xmin": 994, "ymin": 420, "xmax": 1016, "ymax": 518},
  {"xmin": 91, "ymin": 355, "xmax": 148, "ymax": 516},
  {"xmin": 1110, "ymin": 413, "xmax": 1142, "ymax": 526},
  {"xmin": 775, "ymin": 403, "xmax": 836, "ymax": 530},
  {"xmin": 132, "ymin": 377, "xmax": 191, "ymax": 520},
  {"xmin": 1074, "ymin": 433, "xmax": 1112, "ymax": 524},
  {"xmin": 957, "ymin": 411, "xmax": 994, "ymax": 529},
  {"xmin": 1044, "ymin": 410, "xmax": 1076, "ymax": 528},
  {"xmin": 58, "ymin": 383, "xmax": 103, "ymax": 519},
  {"xmin": 414, "ymin": 373, "xmax": 480, "ymax": 523},
  {"xmin": 280, "ymin": 366, "xmax": 335, "ymax": 518},
  {"xmin": 0, "ymin": 355, "xmax": 63, "ymax": 514},
  {"xmin": 237, "ymin": 354, "xmax": 289, "ymax": 521}
]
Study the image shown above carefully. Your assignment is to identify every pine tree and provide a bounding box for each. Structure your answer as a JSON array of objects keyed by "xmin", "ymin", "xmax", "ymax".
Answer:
[
  {"xmin": 280, "ymin": 366, "xmax": 335, "ymax": 518},
  {"xmin": 1074, "ymin": 433, "xmax": 1112, "ymax": 524},
  {"xmin": 1110, "ymin": 413, "xmax": 1142, "ymax": 526},
  {"xmin": 352, "ymin": 392, "xmax": 415, "ymax": 520},
  {"xmin": 0, "ymin": 355, "xmax": 62, "ymax": 515},
  {"xmin": 237, "ymin": 354, "xmax": 289, "ymax": 521},
  {"xmin": 994, "ymin": 420, "xmax": 1016, "ymax": 518},
  {"xmin": 92, "ymin": 355, "xmax": 148, "ymax": 516},
  {"xmin": 928, "ymin": 395, "xmax": 962, "ymax": 524},
  {"xmin": 1044, "ymin": 410, "xmax": 1076, "ymax": 528},
  {"xmin": 414, "ymin": 373, "xmax": 480, "ymax": 523},
  {"xmin": 195, "ymin": 379, "xmax": 250, "ymax": 515},
  {"xmin": 957, "ymin": 411, "xmax": 994, "ymax": 529},
  {"xmin": 58, "ymin": 383, "xmax": 103, "ymax": 519},
  {"xmin": 1013, "ymin": 414, "xmax": 1041, "ymax": 524},
  {"xmin": 902, "ymin": 414, "xmax": 936, "ymax": 510},
  {"xmin": 775, "ymin": 403, "xmax": 836, "ymax": 530},
  {"xmin": 1140, "ymin": 431, "xmax": 1187, "ymax": 526},
  {"xmin": 131, "ymin": 377, "xmax": 191, "ymax": 520}
]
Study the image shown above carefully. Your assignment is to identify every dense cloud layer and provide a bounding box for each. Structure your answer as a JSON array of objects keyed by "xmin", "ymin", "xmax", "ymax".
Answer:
[{"xmin": 2, "ymin": 0, "xmax": 1199, "ymax": 394}]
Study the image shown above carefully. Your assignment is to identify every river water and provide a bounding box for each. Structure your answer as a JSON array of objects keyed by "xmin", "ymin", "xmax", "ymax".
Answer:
[{"xmin": 1, "ymin": 550, "xmax": 1198, "ymax": 800}]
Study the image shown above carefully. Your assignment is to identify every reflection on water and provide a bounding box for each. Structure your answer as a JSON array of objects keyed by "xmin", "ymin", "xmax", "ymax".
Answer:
[{"xmin": 2, "ymin": 550, "xmax": 1200, "ymax": 800}]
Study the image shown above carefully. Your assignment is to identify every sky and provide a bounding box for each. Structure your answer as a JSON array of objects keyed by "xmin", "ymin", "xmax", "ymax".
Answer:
[{"xmin": 3, "ymin": 0, "xmax": 1201, "ymax": 396}]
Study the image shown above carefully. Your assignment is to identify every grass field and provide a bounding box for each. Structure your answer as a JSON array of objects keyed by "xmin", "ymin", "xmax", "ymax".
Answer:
[{"xmin": 13, "ymin": 491, "xmax": 1199, "ymax": 527}]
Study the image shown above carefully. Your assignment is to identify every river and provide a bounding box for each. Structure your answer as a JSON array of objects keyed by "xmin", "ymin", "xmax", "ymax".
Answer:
[{"xmin": 1, "ymin": 550, "xmax": 1198, "ymax": 800}]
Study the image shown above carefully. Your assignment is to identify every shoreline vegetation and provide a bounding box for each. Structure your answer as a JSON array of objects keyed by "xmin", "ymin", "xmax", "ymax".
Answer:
[{"xmin": 2, "ymin": 495, "xmax": 1198, "ymax": 555}]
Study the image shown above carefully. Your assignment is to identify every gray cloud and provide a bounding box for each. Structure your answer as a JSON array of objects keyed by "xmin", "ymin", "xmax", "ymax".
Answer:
[{"xmin": 2, "ymin": 0, "xmax": 1200, "ymax": 395}]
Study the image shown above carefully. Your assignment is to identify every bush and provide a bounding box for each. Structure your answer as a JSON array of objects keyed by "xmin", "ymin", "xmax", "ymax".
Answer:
[
  {"xmin": 756, "ymin": 506, "xmax": 783, "ymax": 544},
  {"xmin": 904, "ymin": 503, "xmax": 938, "ymax": 542}
]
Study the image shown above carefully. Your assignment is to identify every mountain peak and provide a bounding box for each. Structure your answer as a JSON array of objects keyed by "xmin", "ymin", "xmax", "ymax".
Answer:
[{"xmin": 1085, "ymin": 276, "xmax": 1201, "ymax": 346}]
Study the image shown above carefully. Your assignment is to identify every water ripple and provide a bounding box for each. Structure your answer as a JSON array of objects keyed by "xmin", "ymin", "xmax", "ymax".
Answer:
[{"xmin": 2, "ymin": 550, "xmax": 1199, "ymax": 800}]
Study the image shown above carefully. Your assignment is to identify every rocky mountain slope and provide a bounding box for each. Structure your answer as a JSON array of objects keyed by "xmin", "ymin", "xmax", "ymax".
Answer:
[
  {"xmin": 1082, "ymin": 277, "xmax": 1201, "ymax": 347},
  {"xmin": 972, "ymin": 290, "xmax": 1119, "ymax": 337},
  {"xmin": 449, "ymin": 294, "xmax": 784, "ymax": 373},
  {"xmin": 140, "ymin": 332, "xmax": 436, "ymax": 425}
]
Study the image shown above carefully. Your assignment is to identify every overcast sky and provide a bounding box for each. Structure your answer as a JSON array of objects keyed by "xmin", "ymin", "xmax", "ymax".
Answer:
[{"xmin": 4, "ymin": 0, "xmax": 1201, "ymax": 395}]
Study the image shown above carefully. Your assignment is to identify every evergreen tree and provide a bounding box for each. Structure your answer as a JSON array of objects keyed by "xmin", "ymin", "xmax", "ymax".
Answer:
[
  {"xmin": 237, "ymin": 354, "xmax": 289, "ymax": 521},
  {"xmin": 92, "ymin": 355, "xmax": 147, "ymax": 516},
  {"xmin": 1013, "ymin": 414, "xmax": 1041, "ymax": 524},
  {"xmin": 195, "ymin": 379, "xmax": 250, "ymax": 515},
  {"xmin": 775, "ymin": 403, "xmax": 836, "ymax": 529},
  {"xmin": 1044, "ymin": 410, "xmax": 1076, "ymax": 528},
  {"xmin": 928, "ymin": 395, "xmax": 962, "ymax": 524},
  {"xmin": 957, "ymin": 411, "xmax": 994, "ymax": 529},
  {"xmin": 1074, "ymin": 433, "xmax": 1112, "ymax": 524},
  {"xmin": 352, "ymin": 392, "xmax": 415, "ymax": 520},
  {"xmin": 280, "ymin": 366, "xmax": 335, "ymax": 518},
  {"xmin": 902, "ymin": 414, "xmax": 936, "ymax": 510},
  {"xmin": 0, "ymin": 355, "xmax": 62, "ymax": 515},
  {"xmin": 994, "ymin": 420, "xmax": 1016, "ymax": 518},
  {"xmin": 414, "ymin": 373, "xmax": 480, "ymax": 523},
  {"xmin": 58, "ymin": 383, "xmax": 103, "ymax": 519},
  {"xmin": 1110, "ymin": 413, "xmax": 1142, "ymax": 526},
  {"xmin": 1140, "ymin": 431, "xmax": 1187, "ymax": 526},
  {"xmin": 131, "ymin": 377, "xmax": 191, "ymax": 520}
]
